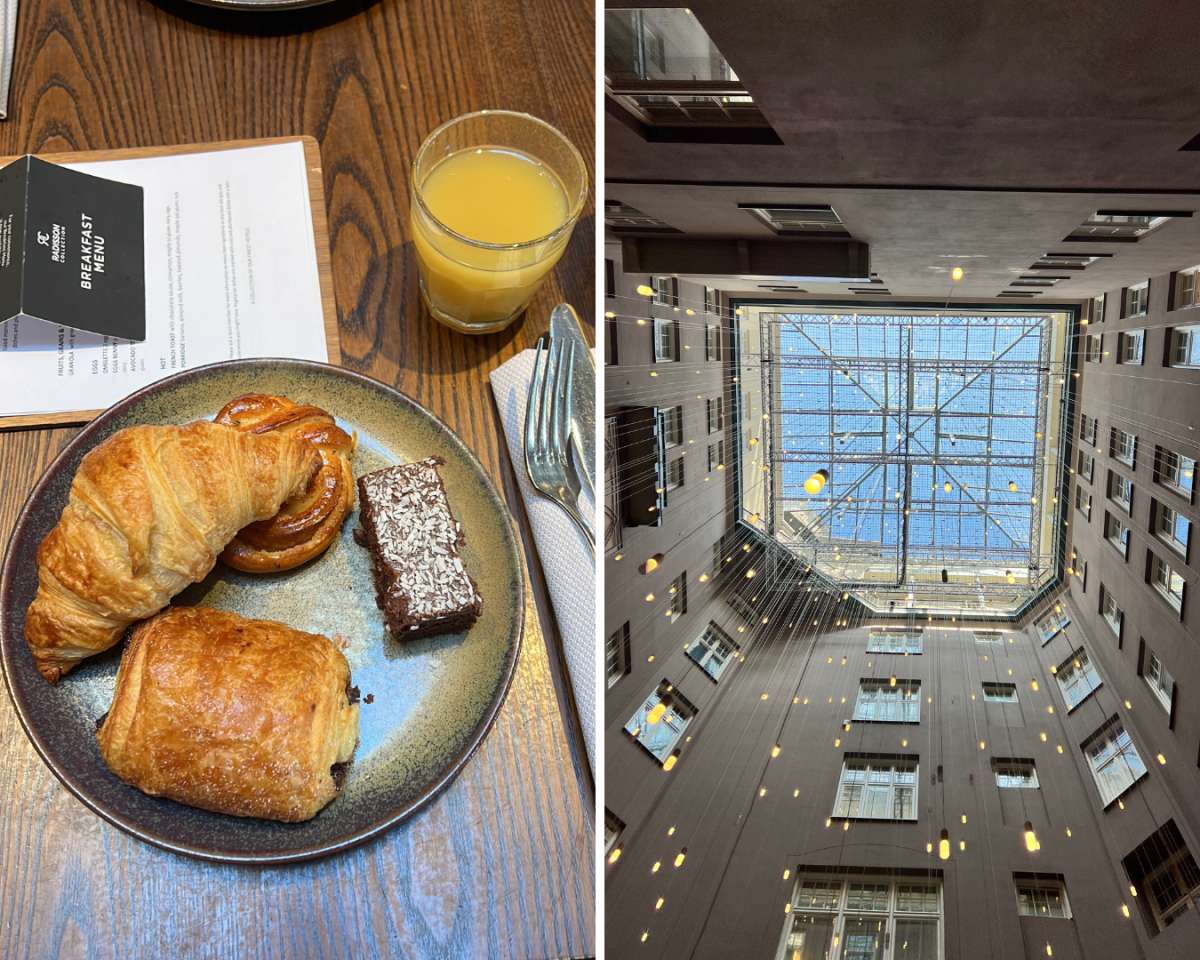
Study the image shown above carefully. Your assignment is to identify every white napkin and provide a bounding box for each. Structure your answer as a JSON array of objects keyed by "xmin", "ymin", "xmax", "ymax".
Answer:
[
  {"xmin": 491, "ymin": 350, "xmax": 595, "ymax": 772},
  {"xmin": 0, "ymin": 1, "xmax": 15, "ymax": 120}
]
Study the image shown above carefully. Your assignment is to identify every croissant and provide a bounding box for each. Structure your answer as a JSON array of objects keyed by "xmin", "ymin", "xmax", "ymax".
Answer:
[
  {"xmin": 25, "ymin": 421, "xmax": 319, "ymax": 683},
  {"xmin": 97, "ymin": 606, "xmax": 359, "ymax": 822},
  {"xmin": 213, "ymin": 394, "xmax": 356, "ymax": 573}
]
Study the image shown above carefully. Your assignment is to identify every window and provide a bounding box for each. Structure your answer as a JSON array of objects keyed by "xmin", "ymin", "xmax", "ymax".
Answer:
[
  {"xmin": 1068, "ymin": 212, "xmax": 1180, "ymax": 243},
  {"xmin": 660, "ymin": 404, "xmax": 683, "ymax": 448},
  {"xmin": 832, "ymin": 756, "xmax": 918, "ymax": 820},
  {"xmin": 1084, "ymin": 717, "xmax": 1147, "ymax": 806},
  {"xmin": 604, "ymin": 809, "xmax": 624, "ymax": 856},
  {"xmin": 706, "ymin": 396, "xmax": 725, "ymax": 432},
  {"xmin": 1168, "ymin": 324, "xmax": 1200, "ymax": 368},
  {"xmin": 666, "ymin": 572, "xmax": 687, "ymax": 622},
  {"xmin": 1075, "ymin": 484, "xmax": 1092, "ymax": 521},
  {"xmin": 1153, "ymin": 499, "xmax": 1191, "ymax": 557},
  {"xmin": 1074, "ymin": 552, "xmax": 1089, "ymax": 590},
  {"xmin": 866, "ymin": 629, "xmax": 923, "ymax": 654},
  {"xmin": 604, "ymin": 200, "xmax": 676, "ymax": 232},
  {"xmin": 652, "ymin": 275, "xmax": 678, "ymax": 306},
  {"xmin": 605, "ymin": 8, "xmax": 777, "ymax": 140},
  {"xmin": 982, "ymin": 681, "xmax": 1017, "ymax": 702},
  {"xmin": 705, "ymin": 324, "xmax": 720, "ymax": 362},
  {"xmin": 1110, "ymin": 426, "xmax": 1137, "ymax": 467},
  {"xmin": 703, "ymin": 285, "xmax": 716, "ymax": 315},
  {"xmin": 1104, "ymin": 512, "xmax": 1130, "ymax": 558},
  {"xmin": 1080, "ymin": 413, "xmax": 1098, "ymax": 446},
  {"xmin": 605, "ymin": 258, "xmax": 616, "ymax": 299},
  {"xmin": 1100, "ymin": 586, "xmax": 1124, "ymax": 639},
  {"xmin": 707, "ymin": 439, "xmax": 725, "ymax": 472},
  {"xmin": 1078, "ymin": 449, "xmax": 1095, "ymax": 483},
  {"xmin": 779, "ymin": 874, "xmax": 941, "ymax": 960},
  {"xmin": 1092, "ymin": 292, "xmax": 1107, "ymax": 323},
  {"xmin": 1056, "ymin": 647, "xmax": 1102, "ymax": 710},
  {"xmin": 854, "ymin": 679, "xmax": 920, "ymax": 723},
  {"xmin": 663, "ymin": 457, "xmax": 685, "ymax": 497},
  {"xmin": 1154, "ymin": 445, "xmax": 1196, "ymax": 501},
  {"xmin": 1015, "ymin": 876, "xmax": 1072, "ymax": 918},
  {"xmin": 1083, "ymin": 332, "xmax": 1102, "ymax": 363},
  {"xmin": 624, "ymin": 680, "xmax": 695, "ymax": 764},
  {"xmin": 973, "ymin": 630, "xmax": 1003, "ymax": 644},
  {"xmin": 686, "ymin": 622, "xmax": 737, "ymax": 680},
  {"xmin": 740, "ymin": 203, "xmax": 848, "ymax": 236},
  {"xmin": 653, "ymin": 315, "xmax": 678, "ymax": 362},
  {"xmin": 604, "ymin": 308, "xmax": 618, "ymax": 366},
  {"xmin": 1143, "ymin": 647, "xmax": 1175, "ymax": 714},
  {"xmin": 606, "ymin": 621, "xmax": 631, "ymax": 688},
  {"xmin": 1148, "ymin": 551, "xmax": 1185, "ymax": 612},
  {"xmin": 1108, "ymin": 470, "xmax": 1133, "ymax": 513},
  {"xmin": 1035, "ymin": 606, "xmax": 1070, "ymax": 644},
  {"xmin": 1122, "ymin": 820, "xmax": 1200, "ymax": 935},
  {"xmin": 1118, "ymin": 329, "xmax": 1145, "ymax": 364},
  {"xmin": 1124, "ymin": 281, "xmax": 1150, "ymax": 317},
  {"xmin": 992, "ymin": 758, "xmax": 1039, "ymax": 788},
  {"xmin": 1174, "ymin": 266, "xmax": 1200, "ymax": 309}
]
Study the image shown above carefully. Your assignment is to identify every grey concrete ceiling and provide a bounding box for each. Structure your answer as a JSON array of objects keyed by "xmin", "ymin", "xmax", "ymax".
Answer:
[
  {"xmin": 606, "ymin": 181, "xmax": 1200, "ymax": 299},
  {"xmin": 606, "ymin": 0, "xmax": 1200, "ymax": 191}
]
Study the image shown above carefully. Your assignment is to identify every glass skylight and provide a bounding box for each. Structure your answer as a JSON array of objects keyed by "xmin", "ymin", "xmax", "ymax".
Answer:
[{"xmin": 739, "ymin": 307, "xmax": 1073, "ymax": 616}]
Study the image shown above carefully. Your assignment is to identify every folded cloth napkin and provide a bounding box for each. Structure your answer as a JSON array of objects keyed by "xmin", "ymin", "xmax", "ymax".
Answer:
[
  {"xmin": 491, "ymin": 349, "xmax": 595, "ymax": 773},
  {"xmin": 0, "ymin": 1, "xmax": 15, "ymax": 120}
]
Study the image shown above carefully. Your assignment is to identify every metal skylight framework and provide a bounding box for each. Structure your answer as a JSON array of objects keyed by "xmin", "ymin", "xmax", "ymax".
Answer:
[{"xmin": 742, "ymin": 308, "xmax": 1072, "ymax": 616}]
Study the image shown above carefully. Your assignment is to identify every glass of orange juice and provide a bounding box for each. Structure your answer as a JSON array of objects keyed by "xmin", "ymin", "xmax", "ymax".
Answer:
[{"xmin": 410, "ymin": 110, "xmax": 588, "ymax": 334}]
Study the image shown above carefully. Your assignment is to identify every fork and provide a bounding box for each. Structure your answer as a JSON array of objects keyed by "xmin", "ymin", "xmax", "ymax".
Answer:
[{"xmin": 525, "ymin": 338, "xmax": 595, "ymax": 545}]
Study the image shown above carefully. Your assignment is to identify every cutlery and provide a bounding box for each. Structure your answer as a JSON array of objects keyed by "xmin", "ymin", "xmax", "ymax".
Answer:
[
  {"xmin": 548, "ymin": 304, "xmax": 595, "ymax": 497},
  {"xmin": 525, "ymin": 338, "xmax": 595, "ymax": 545}
]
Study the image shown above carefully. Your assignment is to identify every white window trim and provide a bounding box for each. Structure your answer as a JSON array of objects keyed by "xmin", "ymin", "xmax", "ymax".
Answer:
[
  {"xmin": 1174, "ymin": 266, "xmax": 1200, "ymax": 310},
  {"xmin": 866, "ymin": 629, "xmax": 923, "ymax": 654},
  {"xmin": 993, "ymin": 760, "xmax": 1040, "ymax": 789},
  {"xmin": 1084, "ymin": 720, "xmax": 1147, "ymax": 807},
  {"xmin": 1118, "ymin": 329, "xmax": 1145, "ymax": 365},
  {"xmin": 1156, "ymin": 502, "xmax": 1190, "ymax": 557},
  {"xmin": 1015, "ymin": 878, "xmax": 1073, "ymax": 919},
  {"xmin": 1149, "ymin": 554, "xmax": 1185, "ymax": 612},
  {"xmin": 1169, "ymin": 324, "xmax": 1200, "ymax": 369},
  {"xmin": 778, "ymin": 875, "xmax": 943, "ymax": 960},
  {"xmin": 1101, "ymin": 590, "xmax": 1124, "ymax": 638},
  {"xmin": 686, "ymin": 623, "xmax": 737, "ymax": 681},
  {"xmin": 831, "ymin": 757, "xmax": 919, "ymax": 821},
  {"xmin": 624, "ymin": 681, "xmax": 694, "ymax": 764},
  {"xmin": 1057, "ymin": 648, "xmax": 1103, "ymax": 711},
  {"xmin": 1144, "ymin": 651, "xmax": 1174, "ymax": 714},
  {"xmin": 853, "ymin": 680, "xmax": 921, "ymax": 723}
]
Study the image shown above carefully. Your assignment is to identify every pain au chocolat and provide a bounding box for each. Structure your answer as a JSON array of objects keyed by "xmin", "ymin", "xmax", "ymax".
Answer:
[{"xmin": 96, "ymin": 606, "xmax": 359, "ymax": 822}]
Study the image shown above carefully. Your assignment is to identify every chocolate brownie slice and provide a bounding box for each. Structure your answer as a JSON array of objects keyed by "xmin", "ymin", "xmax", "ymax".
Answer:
[{"xmin": 356, "ymin": 457, "xmax": 483, "ymax": 639}]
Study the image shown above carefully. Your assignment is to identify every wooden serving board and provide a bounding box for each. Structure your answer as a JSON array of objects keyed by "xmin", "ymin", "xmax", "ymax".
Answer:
[{"xmin": 0, "ymin": 136, "xmax": 340, "ymax": 432}]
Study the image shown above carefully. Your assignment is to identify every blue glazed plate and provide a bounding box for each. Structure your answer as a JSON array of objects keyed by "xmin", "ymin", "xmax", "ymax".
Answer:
[{"xmin": 0, "ymin": 358, "xmax": 523, "ymax": 863}]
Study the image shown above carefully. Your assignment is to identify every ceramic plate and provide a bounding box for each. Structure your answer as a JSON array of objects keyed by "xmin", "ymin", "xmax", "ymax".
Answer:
[{"xmin": 0, "ymin": 359, "xmax": 522, "ymax": 863}]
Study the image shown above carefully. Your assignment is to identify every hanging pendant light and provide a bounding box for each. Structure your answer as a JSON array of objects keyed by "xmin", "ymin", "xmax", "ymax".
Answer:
[
  {"xmin": 663, "ymin": 749, "xmax": 680, "ymax": 771},
  {"xmin": 1008, "ymin": 479, "xmax": 1018, "ymax": 492},
  {"xmin": 804, "ymin": 469, "xmax": 830, "ymax": 495},
  {"xmin": 646, "ymin": 702, "xmax": 667, "ymax": 725},
  {"xmin": 674, "ymin": 848, "xmax": 687, "ymax": 868},
  {"xmin": 943, "ymin": 481, "xmax": 953, "ymax": 493},
  {"xmin": 1023, "ymin": 821, "xmax": 1040, "ymax": 852},
  {"xmin": 1006, "ymin": 570, "xmax": 1016, "ymax": 585},
  {"xmin": 938, "ymin": 829, "xmax": 951, "ymax": 860}
]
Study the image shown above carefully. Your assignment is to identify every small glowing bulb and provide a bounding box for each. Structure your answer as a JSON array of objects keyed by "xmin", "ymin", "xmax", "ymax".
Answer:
[
  {"xmin": 636, "ymin": 284, "xmax": 653, "ymax": 297},
  {"xmin": 951, "ymin": 266, "xmax": 964, "ymax": 281},
  {"xmin": 608, "ymin": 846, "xmax": 622, "ymax": 864},
  {"xmin": 938, "ymin": 829, "xmax": 951, "ymax": 860},
  {"xmin": 667, "ymin": 826, "xmax": 675, "ymax": 836},
  {"xmin": 662, "ymin": 752, "xmax": 678, "ymax": 771},
  {"xmin": 1024, "ymin": 821, "xmax": 1040, "ymax": 852},
  {"xmin": 674, "ymin": 848, "xmax": 686, "ymax": 868},
  {"xmin": 646, "ymin": 702, "xmax": 667, "ymax": 725},
  {"xmin": 641, "ymin": 931, "xmax": 649, "ymax": 943},
  {"xmin": 655, "ymin": 897, "xmax": 664, "ymax": 911},
  {"xmin": 1121, "ymin": 904, "xmax": 1130, "ymax": 918},
  {"xmin": 771, "ymin": 744, "xmax": 782, "ymax": 758},
  {"xmin": 1157, "ymin": 753, "xmax": 1167, "ymax": 765}
]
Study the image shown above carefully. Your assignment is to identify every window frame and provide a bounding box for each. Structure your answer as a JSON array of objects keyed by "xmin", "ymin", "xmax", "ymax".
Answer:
[
  {"xmin": 1083, "ymin": 716, "xmax": 1148, "ymax": 808},
  {"xmin": 1108, "ymin": 469, "xmax": 1133, "ymax": 514},
  {"xmin": 1078, "ymin": 449, "xmax": 1095, "ymax": 483},
  {"xmin": 666, "ymin": 571, "xmax": 687, "ymax": 622},
  {"xmin": 1056, "ymin": 646, "xmax": 1103, "ymax": 711},
  {"xmin": 652, "ymin": 314, "xmax": 678, "ymax": 362},
  {"xmin": 624, "ymin": 679, "xmax": 696, "ymax": 765},
  {"xmin": 777, "ymin": 874, "xmax": 943, "ymax": 960},
  {"xmin": 659, "ymin": 404, "xmax": 683, "ymax": 449},
  {"xmin": 1104, "ymin": 511, "xmax": 1131, "ymax": 559},
  {"xmin": 1124, "ymin": 281, "xmax": 1150, "ymax": 318},
  {"xmin": 1154, "ymin": 446, "xmax": 1196, "ymax": 503},
  {"xmin": 992, "ymin": 758, "xmax": 1040, "ymax": 789},
  {"xmin": 1110, "ymin": 426, "xmax": 1138, "ymax": 468},
  {"xmin": 1148, "ymin": 551, "xmax": 1185, "ymax": 614},
  {"xmin": 1075, "ymin": 483, "xmax": 1092, "ymax": 521},
  {"xmin": 1014, "ymin": 877, "xmax": 1073, "ymax": 919},
  {"xmin": 831, "ymin": 755, "xmax": 920, "ymax": 821},
  {"xmin": 707, "ymin": 439, "xmax": 725, "ymax": 472},
  {"xmin": 853, "ymin": 679, "xmax": 921, "ymax": 724},
  {"xmin": 1036, "ymin": 607, "xmax": 1071, "ymax": 644},
  {"xmin": 982, "ymin": 681, "xmax": 1018, "ymax": 703},
  {"xmin": 1143, "ymin": 648, "xmax": 1175, "ymax": 714},
  {"xmin": 1174, "ymin": 266, "xmax": 1200, "ymax": 310},
  {"xmin": 866, "ymin": 629, "xmax": 924, "ymax": 654},
  {"xmin": 1100, "ymin": 585, "xmax": 1124, "ymax": 640},
  {"xmin": 1153, "ymin": 499, "xmax": 1191, "ymax": 559},
  {"xmin": 1080, "ymin": 413, "xmax": 1098, "ymax": 446},
  {"xmin": 686, "ymin": 622, "xmax": 738, "ymax": 681},
  {"xmin": 705, "ymin": 323, "xmax": 720, "ymax": 362},
  {"xmin": 606, "ymin": 621, "xmax": 631, "ymax": 688},
  {"xmin": 1118, "ymin": 329, "xmax": 1145, "ymax": 365},
  {"xmin": 1168, "ymin": 324, "xmax": 1200, "ymax": 369}
]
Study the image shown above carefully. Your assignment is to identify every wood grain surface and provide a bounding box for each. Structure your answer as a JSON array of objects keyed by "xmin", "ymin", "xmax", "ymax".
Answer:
[{"xmin": 0, "ymin": 2, "xmax": 596, "ymax": 958}]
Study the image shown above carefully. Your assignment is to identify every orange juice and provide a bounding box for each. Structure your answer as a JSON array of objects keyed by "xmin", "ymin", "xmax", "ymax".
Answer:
[{"xmin": 412, "ymin": 146, "xmax": 572, "ymax": 331}]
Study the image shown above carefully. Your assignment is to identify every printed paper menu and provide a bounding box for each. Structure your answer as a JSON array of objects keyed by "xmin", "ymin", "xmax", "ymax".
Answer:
[{"xmin": 0, "ymin": 140, "xmax": 329, "ymax": 418}]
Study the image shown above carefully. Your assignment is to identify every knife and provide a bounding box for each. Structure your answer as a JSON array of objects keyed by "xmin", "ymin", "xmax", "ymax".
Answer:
[{"xmin": 549, "ymin": 303, "xmax": 595, "ymax": 491}]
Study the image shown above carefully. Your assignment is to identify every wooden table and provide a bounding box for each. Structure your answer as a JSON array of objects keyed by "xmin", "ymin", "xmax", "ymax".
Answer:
[{"xmin": 0, "ymin": 2, "xmax": 595, "ymax": 958}]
